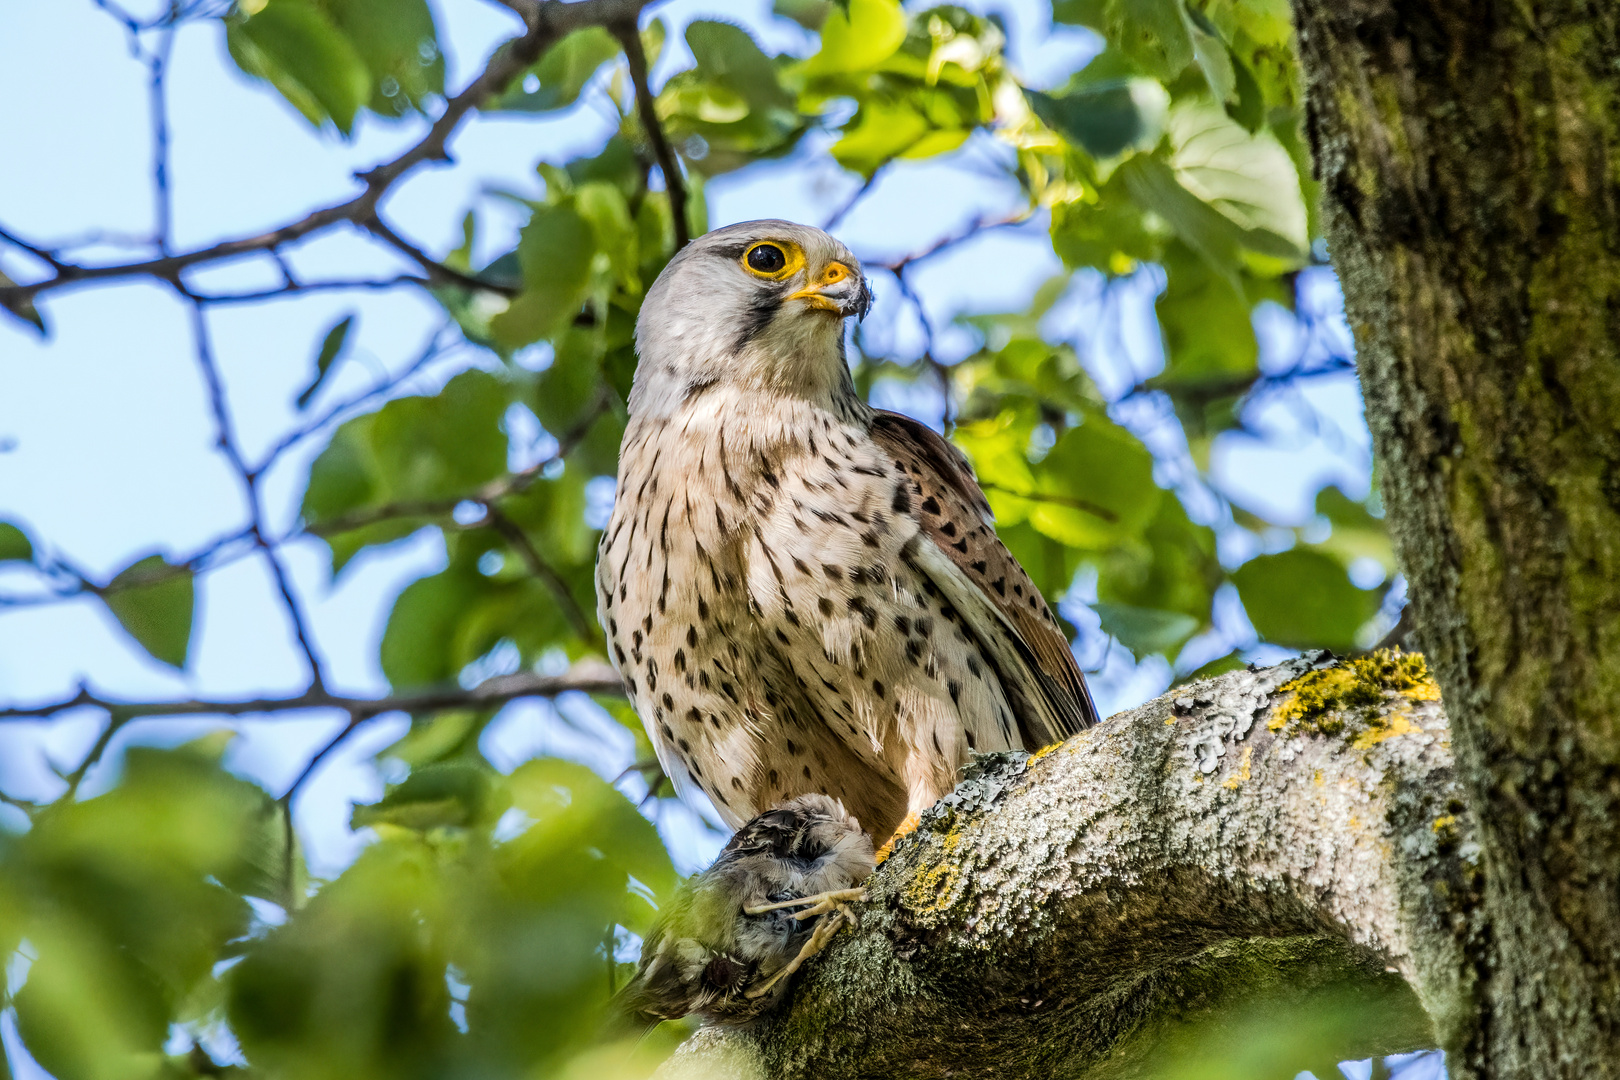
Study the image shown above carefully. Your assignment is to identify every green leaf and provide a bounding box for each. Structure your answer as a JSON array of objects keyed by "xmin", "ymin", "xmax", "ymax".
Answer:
[
  {"xmin": 490, "ymin": 205, "xmax": 597, "ymax": 349},
  {"xmin": 380, "ymin": 568, "xmax": 482, "ymax": 689},
  {"xmin": 1154, "ymin": 244, "xmax": 1258, "ymax": 386},
  {"xmin": 1167, "ymin": 97, "xmax": 1308, "ymax": 258},
  {"xmin": 490, "ymin": 27, "xmax": 619, "ymax": 112},
  {"xmin": 1027, "ymin": 418, "xmax": 1162, "ymax": 548},
  {"xmin": 1226, "ymin": 48, "xmax": 1266, "ymax": 133},
  {"xmin": 1025, "ymin": 79, "xmax": 1168, "ymax": 159},
  {"xmin": 0, "ymin": 520, "xmax": 34, "ymax": 562},
  {"xmin": 1094, "ymin": 602, "xmax": 1199, "ymax": 653},
  {"xmin": 323, "ymin": 0, "xmax": 444, "ymax": 116},
  {"xmin": 296, "ymin": 313, "xmax": 355, "ymax": 409},
  {"xmin": 351, "ymin": 762, "xmax": 503, "ymax": 831},
  {"xmin": 0, "ymin": 267, "xmax": 46, "ymax": 335},
  {"xmin": 804, "ymin": 0, "xmax": 906, "ymax": 73},
  {"xmin": 773, "ymin": 0, "xmax": 832, "ymax": 30},
  {"xmin": 101, "ymin": 554, "xmax": 195, "ymax": 669},
  {"xmin": 228, "ymin": 1, "xmax": 372, "ymax": 134},
  {"xmin": 1112, "ymin": 0, "xmax": 1195, "ymax": 81},
  {"xmin": 1232, "ymin": 548, "xmax": 1381, "ymax": 651}
]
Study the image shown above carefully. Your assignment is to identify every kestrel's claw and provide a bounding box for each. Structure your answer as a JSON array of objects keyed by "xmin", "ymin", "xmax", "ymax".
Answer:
[
  {"xmin": 744, "ymin": 886, "xmax": 867, "ymax": 918},
  {"xmin": 744, "ymin": 908, "xmax": 852, "ymax": 1000}
]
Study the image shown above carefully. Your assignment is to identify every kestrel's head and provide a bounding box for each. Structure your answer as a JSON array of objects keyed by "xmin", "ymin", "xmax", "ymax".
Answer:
[{"xmin": 630, "ymin": 220, "xmax": 873, "ymax": 416}]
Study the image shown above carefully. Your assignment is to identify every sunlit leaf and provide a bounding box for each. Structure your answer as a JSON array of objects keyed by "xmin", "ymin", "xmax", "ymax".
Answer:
[
  {"xmin": 1167, "ymin": 96, "xmax": 1308, "ymax": 258},
  {"xmin": 804, "ymin": 0, "xmax": 907, "ymax": 73},
  {"xmin": 101, "ymin": 554, "xmax": 194, "ymax": 669},
  {"xmin": 490, "ymin": 27, "xmax": 620, "ymax": 113}
]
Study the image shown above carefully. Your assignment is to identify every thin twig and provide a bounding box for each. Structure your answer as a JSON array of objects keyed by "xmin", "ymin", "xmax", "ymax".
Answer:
[
  {"xmin": 484, "ymin": 503, "xmax": 600, "ymax": 644},
  {"xmin": 0, "ymin": 663, "xmax": 625, "ymax": 723},
  {"xmin": 191, "ymin": 275, "xmax": 432, "ymax": 305},
  {"xmin": 0, "ymin": 0, "xmax": 653, "ymax": 308},
  {"xmin": 617, "ymin": 19, "xmax": 689, "ymax": 250},
  {"xmin": 823, "ymin": 164, "xmax": 886, "ymax": 232},
  {"xmin": 183, "ymin": 295, "xmax": 330, "ymax": 691},
  {"xmin": 150, "ymin": 3, "xmax": 180, "ymax": 253}
]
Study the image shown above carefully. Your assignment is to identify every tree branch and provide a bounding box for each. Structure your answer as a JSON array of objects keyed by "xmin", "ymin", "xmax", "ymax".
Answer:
[
  {"xmin": 0, "ymin": 0, "xmax": 653, "ymax": 308},
  {"xmin": 617, "ymin": 19, "xmax": 689, "ymax": 251},
  {"xmin": 0, "ymin": 661, "xmax": 625, "ymax": 723},
  {"xmin": 658, "ymin": 652, "xmax": 1475, "ymax": 1079}
]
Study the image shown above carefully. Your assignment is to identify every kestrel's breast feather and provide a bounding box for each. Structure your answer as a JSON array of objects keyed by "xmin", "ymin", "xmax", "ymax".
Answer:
[{"xmin": 869, "ymin": 410, "xmax": 1100, "ymax": 742}]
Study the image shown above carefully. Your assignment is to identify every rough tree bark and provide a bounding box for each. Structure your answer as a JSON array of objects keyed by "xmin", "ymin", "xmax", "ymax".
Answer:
[
  {"xmin": 657, "ymin": 652, "xmax": 1476, "ymax": 1078},
  {"xmin": 1291, "ymin": 0, "xmax": 1620, "ymax": 1075}
]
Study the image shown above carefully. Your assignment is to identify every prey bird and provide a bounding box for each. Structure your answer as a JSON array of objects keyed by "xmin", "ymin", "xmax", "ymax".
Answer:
[
  {"xmin": 618, "ymin": 794, "xmax": 874, "ymax": 1026},
  {"xmin": 597, "ymin": 219, "xmax": 1099, "ymax": 853}
]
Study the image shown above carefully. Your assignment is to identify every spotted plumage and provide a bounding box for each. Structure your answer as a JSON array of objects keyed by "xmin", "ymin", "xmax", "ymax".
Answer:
[{"xmin": 597, "ymin": 220, "xmax": 1098, "ymax": 846}]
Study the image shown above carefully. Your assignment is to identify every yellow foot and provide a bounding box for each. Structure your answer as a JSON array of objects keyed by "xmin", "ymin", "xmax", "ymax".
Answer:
[
  {"xmin": 873, "ymin": 811, "xmax": 923, "ymax": 865},
  {"xmin": 744, "ymin": 887, "xmax": 866, "ymax": 926},
  {"xmin": 744, "ymin": 908, "xmax": 853, "ymax": 1000}
]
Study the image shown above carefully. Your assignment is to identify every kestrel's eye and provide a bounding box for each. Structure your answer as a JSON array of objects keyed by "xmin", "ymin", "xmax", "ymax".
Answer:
[{"xmin": 746, "ymin": 243, "xmax": 787, "ymax": 275}]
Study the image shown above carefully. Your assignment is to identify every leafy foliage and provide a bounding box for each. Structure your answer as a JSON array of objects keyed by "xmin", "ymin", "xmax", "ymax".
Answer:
[{"xmin": 0, "ymin": 0, "xmax": 1401, "ymax": 1076}]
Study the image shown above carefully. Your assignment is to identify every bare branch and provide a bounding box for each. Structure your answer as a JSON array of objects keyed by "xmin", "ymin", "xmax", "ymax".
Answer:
[
  {"xmin": 183, "ymin": 296, "xmax": 330, "ymax": 692},
  {"xmin": 0, "ymin": 662, "xmax": 626, "ymax": 723},
  {"xmin": 617, "ymin": 20, "xmax": 690, "ymax": 251},
  {"xmin": 190, "ymin": 275, "xmax": 432, "ymax": 305},
  {"xmin": 0, "ymin": 0, "xmax": 654, "ymax": 309},
  {"xmin": 484, "ymin": 502, "xmax": 601, "ymax": 644}
]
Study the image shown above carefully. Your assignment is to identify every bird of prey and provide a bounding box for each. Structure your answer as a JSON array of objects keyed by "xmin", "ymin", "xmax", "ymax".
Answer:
[
  {"xmin": 597, "ymin": 219, "xmax": 1099, "ymax": 849},
  {"xmin": 617, "ymin": 793, "xmax": 874, "ymax": 1026}
]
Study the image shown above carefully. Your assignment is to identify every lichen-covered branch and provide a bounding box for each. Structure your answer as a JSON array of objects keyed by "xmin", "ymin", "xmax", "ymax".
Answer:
[{"xmin": 658, "ymin": 653, "xmax": 1474, "ymax": 1079}]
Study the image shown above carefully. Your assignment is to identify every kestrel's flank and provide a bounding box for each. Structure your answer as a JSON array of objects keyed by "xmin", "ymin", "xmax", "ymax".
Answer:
[{"xmin": 597, "ymin": 220, "xmax": 1099, "ymax": 846}]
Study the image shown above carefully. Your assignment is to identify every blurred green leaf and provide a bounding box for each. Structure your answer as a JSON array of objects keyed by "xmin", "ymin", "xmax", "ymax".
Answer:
[
  {"xmin": 101, "ymin": 554, "xmax": 194, "ymax": 669},
  {"xmin": 0, "ymin": 267, "xmax": 46, "ymax": 334},
  {"xmin": 296, "ymin": 312, "xmax": 355, "ymax": 409},
  {"xmin": 1026, "ymin": 79, "xmax": 1168, "ymax": 159},
  {"xmin": 0, "ymin": 520, "xmax": 33, "ymax": 562},
  {"xmin": 1095, "ymin": 601, "xmax": 1198, "ymax": 653},
  {"xmin": 1233, "ymin": 548, "xmax": 1381, "ymax": 651},
  {"xmin": 804, "ymin": 0, "xmax": 906, "ymax": 73},
  {"xmin": 325, "ymin": 0, "xmax": 444, "ymax": 116},
  {"xmin": 352, "ymin": 762, "xmax": 504, "ymax": 832},
  {"xmin": 490, "ymin": 27, "xmax": 620, "ymax": 113},
  {"xmin": 227, "ymin": 1, "xmax": 372, "ymax": 134},
  {"xmin": 491, "ymin": 204, "xmax": 597, "ymax": 348}
]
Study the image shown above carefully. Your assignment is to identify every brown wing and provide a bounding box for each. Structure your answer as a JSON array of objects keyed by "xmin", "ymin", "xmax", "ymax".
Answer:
[{"xmin": 870, "ymin": 410, "xmax": 1100, "ymax": 742}]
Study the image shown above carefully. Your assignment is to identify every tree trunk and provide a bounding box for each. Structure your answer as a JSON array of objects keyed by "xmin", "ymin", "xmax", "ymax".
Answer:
[
  {"xmin": 655, "ymin": 654, "xmax": 1474, "ymax": 1078},
  {"xmin": 1290, "ymin": 0, "xmax": 1620, "ymax": 1074}
]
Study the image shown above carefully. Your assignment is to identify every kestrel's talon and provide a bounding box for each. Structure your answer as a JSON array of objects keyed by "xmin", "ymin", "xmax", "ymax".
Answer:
[
  {"xmin": 744, "ymin": 886, "xmax": 867, "ymax": 917},
  {"xmin": 744, "ymin": 908, "xmax": 851, "ymax": 1000}
]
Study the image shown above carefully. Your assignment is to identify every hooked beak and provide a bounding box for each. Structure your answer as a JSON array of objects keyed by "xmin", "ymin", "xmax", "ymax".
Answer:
[{"xmin": 786, "ymin": 261, "xmax": 870, "ymax": 319}]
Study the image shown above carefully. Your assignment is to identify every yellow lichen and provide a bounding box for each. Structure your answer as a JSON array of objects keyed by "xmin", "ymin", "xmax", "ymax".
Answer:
[
  {"xmin": 1222, "ymin": 745, "xmax": 1253, "ymax": 789},
  {"xmin": 1269, "ymin": 650, "xmax": 1440, "ymax": 742},
  {"xmin": 1431, "ymin": 814, "xmax": 1456, "ymax": 833},
  {"xmin": 904, "ymin": 828, "xmax": 963, "ymax": 913}
]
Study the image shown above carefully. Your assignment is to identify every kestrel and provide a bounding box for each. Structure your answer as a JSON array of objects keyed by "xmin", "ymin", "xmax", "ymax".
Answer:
[{"xmin": 597, "ymin": 220, "xmax": 1098, "ymax": 849}]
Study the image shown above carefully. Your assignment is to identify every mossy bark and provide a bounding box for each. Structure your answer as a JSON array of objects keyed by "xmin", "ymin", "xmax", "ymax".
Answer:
[
  {"xmin": 1290, "ymin": 0, "xmax": 1620, "ymax": 1074},
  {"xmin": 657, "ymin": 656, "xmax": 1471, "ymax": 1079}
]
